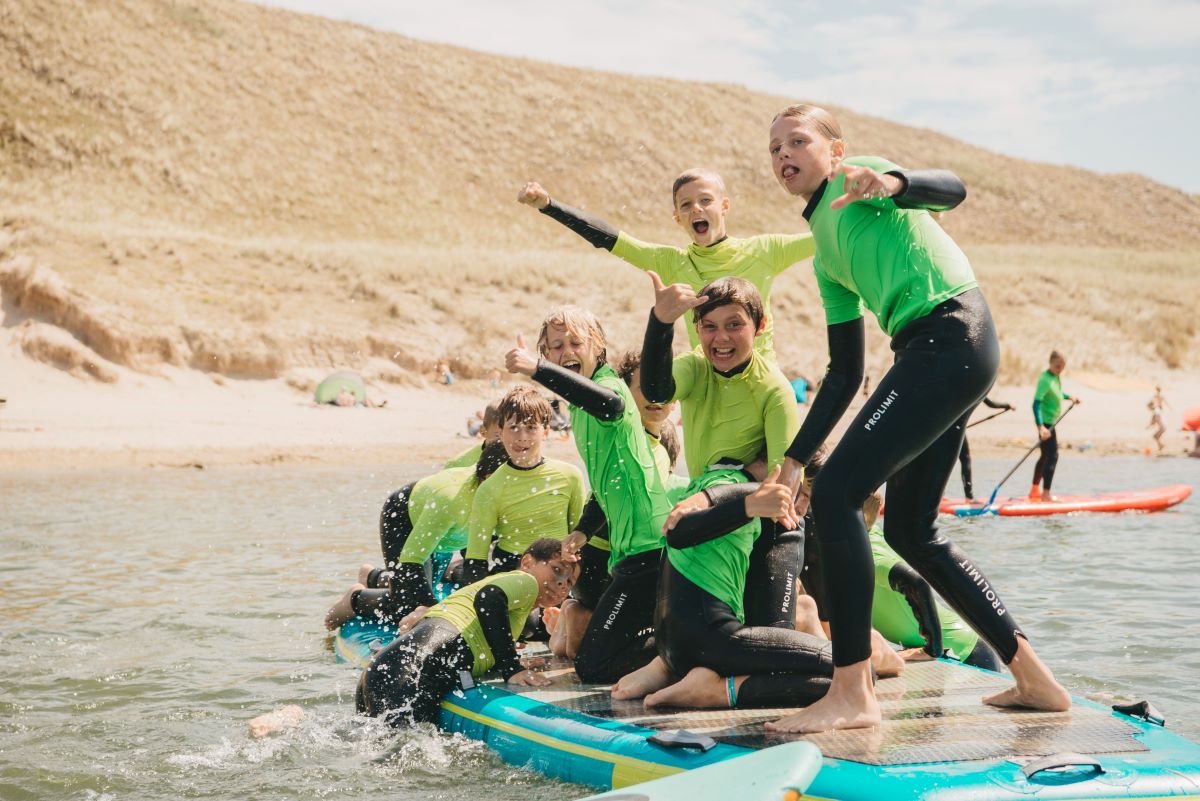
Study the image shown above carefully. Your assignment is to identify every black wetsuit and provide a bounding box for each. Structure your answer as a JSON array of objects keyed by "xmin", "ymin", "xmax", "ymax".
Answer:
[
  {"xmin": 357, "ymin": 581, "xmax": 528, "ymax": 725},
  {"xmin": 958, "ymin": 397, "xmax": 1010, "ymax": 499},
  {"xmin": 654, "ymin": 494, "xmax": 834, "ymax": 708},
  {"xmin": 789, "ymin": 290, "xmax": 1026, "ymax": 667},
  {"xmin": 1033, "ymin": 428, "xmax": 1059, "ymax": 494}
]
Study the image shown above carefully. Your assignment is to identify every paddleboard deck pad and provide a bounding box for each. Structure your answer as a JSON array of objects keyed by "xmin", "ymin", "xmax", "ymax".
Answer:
[
  {"xmin": 335, "ymin": 618, "xmax": 1200, "ymax": 799},
  {"xmin": 942, "ymin": 484, "xmax": 1192, "ymax": 516}
]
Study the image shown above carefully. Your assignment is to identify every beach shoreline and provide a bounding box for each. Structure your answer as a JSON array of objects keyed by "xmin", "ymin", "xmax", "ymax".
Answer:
[{"xmin": 3, "ymin": 342, "xmax": 1196, "ymax": 472}]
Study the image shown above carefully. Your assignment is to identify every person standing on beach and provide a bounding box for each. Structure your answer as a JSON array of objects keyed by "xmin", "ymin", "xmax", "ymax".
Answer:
[
  {"xmin": 1030, "ymin": 351, "xmax": 1079, "ymax": 501},
  {"xmin": 764, "ymin": 103, "xmax": 1069, "ymax": 734}
]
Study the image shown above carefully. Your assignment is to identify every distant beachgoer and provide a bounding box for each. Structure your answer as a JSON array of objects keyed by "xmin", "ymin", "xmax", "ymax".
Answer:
[
  {"xmin": 466, "ymin": 410, "xmax": 484, "ymax": 438},
  {"xmin": 1030, "ymin": 351, "xmax": 1079, "ymax": 501},
  {"xmin": 1147, "ymin": 401, "xmax": 1165, "ymax": 454},
  {"xmin": 489, "ymin": 368, "xmax": 502, "ymax": 389},
  {"xmin": 958, "ymin": 397, "xmax": 1014, "ymax": 500},
  {"xmin": 861, "ymin": 373, "xmax": 870, "ymax": 398},
  {"xmin": 791, "ymin": 375, "xmax": 811, "ymax": 405},
  {"xmin": 517, "ymin": 172, "xmax": 815, "ymax": 363},
  {"xmin": 1151, "ymin": 385, "xmax": 1169, "ymax": 412},
  {"xmin": 436, "ymin": 361, "xmax": 455, "ymax": 386}
]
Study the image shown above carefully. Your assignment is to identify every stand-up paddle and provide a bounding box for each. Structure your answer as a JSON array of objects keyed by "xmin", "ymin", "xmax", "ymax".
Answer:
[
  {"xmin": 960, "ymin": 401, "xmax": 1076, "ymax": 517},
  {"xmin": 967, "ymin": 406, "xmax": 1012, "ymax": 429}
]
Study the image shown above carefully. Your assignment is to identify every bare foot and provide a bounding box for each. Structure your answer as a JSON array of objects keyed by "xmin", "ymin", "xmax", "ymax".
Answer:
[
  {"xmin": 357, "ymin": 563, "xmax": 374, "ymax": 586},
  {"xmin": 870, "ymin": 630, "xmax": 904, "ymax": 678},
  {"xmin": 542, "ymin": 605, "xmax": 562, "ymax": 634},
  {"xmin": 248, "ymin": 705, "xmax": 305, "ymax": 738},
  {"xmin": 765, "ymin": 661, "xmax": 880, "ymax": 733},
  {"xmin": 983, "ymin": 636, "xmax": 1070, "ymax": 711},
  {"xmin": 897, "ymin": 646, "xmax": 933, "ymax": 662},
  {"xmin": 324, "ymin": 583, "xmax": 365, "ymax": 631},
  {"xmin": 645, "ymin": 667, "xmax": 733, "ymax": 709},
  {"xmin": 611, "ymin": 656, "xmax": 673, "ymax": 701},
  {"xmin": 549, "ymin": 600, "xmax": 588, "ymax": 659}
]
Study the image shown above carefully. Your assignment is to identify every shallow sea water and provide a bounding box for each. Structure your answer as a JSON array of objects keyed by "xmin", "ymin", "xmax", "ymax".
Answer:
[{"xmin": 1, "ymin": 456, "xmax": 1196, "ymax": 799}]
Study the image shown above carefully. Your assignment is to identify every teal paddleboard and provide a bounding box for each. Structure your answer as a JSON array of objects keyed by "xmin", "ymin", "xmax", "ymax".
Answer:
[{"xmin": 337, "ymin": 618, "xmax": 1200, "ymax": 800}]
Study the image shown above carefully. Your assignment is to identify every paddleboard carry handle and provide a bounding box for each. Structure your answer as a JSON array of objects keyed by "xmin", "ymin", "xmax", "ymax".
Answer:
[
  {"xmin": 647, "ymin": 729, "xmax": 717, "ymax": 751},
  {"xmin": 1021, "ymin": 752, "xmax": 1104, "ymax": 779},
  {"xmin": 1112, "ymin": 700, "xmax": 1165, "ymax": 726}
]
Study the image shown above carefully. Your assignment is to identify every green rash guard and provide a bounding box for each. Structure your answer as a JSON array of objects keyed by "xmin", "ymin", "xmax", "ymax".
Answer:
[
  {"xmin": 868, "ymin": 526, "xmax": 979, "ymax": 660},
  {"xmin": 589, "ymin": 431, "xmax": 682, "ymax": 557},
  {"xmin": 398, "ymin": 466, "xmax": 479, "ymax": 564},
  {"xmin": 465, "ymin": 460, "xmax": 584, "ymax": 560},
  {"xmin": 611, "ymin": 233, "xmax": 815, "ymax": 360},
  {"xmin": 806, "ymin": 156, "xmax": 978, "ymax": 336},
  {"xmin": 424, "ymin": 571, "xmax": 539, "ymax": 675},
  {"xmin": 666, "ymin": 469, "xmax": 759, "ymax": 624},
  {"xmin": 671, "ymin": 350, "xmax": 800, "ymax": 476},
  {"xmin": 444, "ymin": 443, "xmax": 482, "ymax": 469},
  {"xmin": 568, "ymin": 364, "xmax": 672, "ymax": 567},
  {"xmin": 1033, "ymin": 370, "xmax": 1068, "ymax": 426}
]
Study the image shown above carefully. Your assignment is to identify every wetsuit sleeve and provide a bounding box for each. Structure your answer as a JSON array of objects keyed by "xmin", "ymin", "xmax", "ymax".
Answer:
[
  {"xmin": 611, "ymin": 232, "xmax": 679, "ymax": 277},
  {"xmin": 888, "ymin": 169, "xmax": 967, "ymax": 212},
  {"xmin": 1032, "ymin": 400, "xmax": 1044, "ymax": 426},
  {"xmin": 531, "ymin": 360, "xmax": 624, "ymax": 421},
  {"xmin": 764, "ymin": 379, "xmax": 802, "ymax": 470},
  {"xmin": 640, "ymin": 308, "xmax": 677, "ymax": 403},
  {"xmin": 887, "ymin": 563, "xmax": 944, "ymax": 658},
  {"xmin": 538, "ymin": 199, "xmax": 618, "ymax": 251},
  {"xmin": 786, "ymin": 318, "xmax": 866, "ymax": 466},
  {"xmin": 764, "ymin": 233, "xmax": 816, "ymax": 275},
  {"xmin": 666, "ymin": 496, "xmax": 758, "ymax": 549},
  {"xmin": 982, "ymin": 397, "xmax": 1006, "ymax": 409},
  {"xmin": 575, "ymin": 495, "xmax": 608, "ymax": 541},
  {"xmin": 473, "ymin": 584, "xmax": 523, "ymax": 679},
  {"xmin": 702, "ymin": 482, "xmax": 758, "ymax": 506}
]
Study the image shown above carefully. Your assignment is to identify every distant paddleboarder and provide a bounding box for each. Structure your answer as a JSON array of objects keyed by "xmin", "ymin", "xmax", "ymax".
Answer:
[
  {"xmin": 958, "ymin": 396, "xmax": 1014, "ymax": 500},
  {"xmin": 1030, "ymin": 351, "xmax": 1080, "ymax": 501}
]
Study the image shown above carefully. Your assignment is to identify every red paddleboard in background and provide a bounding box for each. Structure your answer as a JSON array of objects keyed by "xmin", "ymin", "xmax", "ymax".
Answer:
[
  {"xmin": 941, "ymin": 484, "xmax": 1192, "ymax": 516},
  {"xmin": 1183, "ymin": 406, "xmax": 1200, "ymax": 432}
]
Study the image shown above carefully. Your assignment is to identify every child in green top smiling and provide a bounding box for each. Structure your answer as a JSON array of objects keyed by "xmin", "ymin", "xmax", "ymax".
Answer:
[
  {"xmin": 517, "ymin": 171, "xmax": 814, "ymax": 362},
  {"xmin": 506, "ymin": 306, "xmax": 674, "ymax": 683}
]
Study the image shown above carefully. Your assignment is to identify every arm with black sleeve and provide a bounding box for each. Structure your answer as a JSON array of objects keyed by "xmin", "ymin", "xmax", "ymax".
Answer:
[
  {"xmin": 538, "ymin": 200, "xmax": 620, "ymax": 251},
  {"xmin": 886, "ymin": 169, "xmax": 967, "ymax": 212},
  {"xmin": 531, "ymin": 361, "xmax": 624, "ymax": 421},
  {"xmin": 639, "ymin": 309, "xmax": 677, "ymax": 404},
  {"xmin": 887, "ymin": 562, "xmax": 945, "ymax": 658},
  {"xmin": 666, "ymin": 488, "xmax": 761, "ymax": 549},
  {"xmin": 786, "ymin": 318, "xmax": 866, "ymax": 466},
  {"xmin": 473, "ymin": 583, "xmax": 524, "ymax": 679},
  {"xmin": 575, "ymin": 495, "xmax": 608, "ymax": 543}
]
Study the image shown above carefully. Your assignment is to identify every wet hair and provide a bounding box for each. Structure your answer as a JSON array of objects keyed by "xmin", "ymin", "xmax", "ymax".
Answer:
[
  {"xmin": 613, "ymin": 350, "xmax": 641, "ymax": 385},
  {"xmin": 537, "ymin": 305, "xmax": 608, "ymax": 366},
  {"xmin": 693, "ymin": 276, "xmax": 764, "ymax": 331},
  {"xmin": 481, "ymin": 401, "xmax": 502, "ymax": 429},
  {"xmin": 474, "ymin": 439, "xmax": 509, "ymax": 483},
  {"xmin": 804, "ymin": 444, "xmax": 830, "ymax": 480},
  {"xmin": 523, "ymin": 537, "xmax": 565, "ymax": 562},
  {"xmin": 497, "ymin": 385, "xmax": 552, "ymax": 428},
  {"xmin": 671, "ymin": 168, "xmax": 728, "ymax": 207},
  {"xmin": 657, "ymin": 419, "xmax": 681, "ymax": 470},
  {"xmin": 771, "ymin": 103, "xmax": 844, "ymax": 143}
]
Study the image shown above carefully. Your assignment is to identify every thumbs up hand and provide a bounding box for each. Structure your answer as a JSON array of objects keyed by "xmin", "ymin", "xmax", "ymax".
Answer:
[{"xmin": 505, "ymin": 333, "xmax": 540, "ymax": 377}]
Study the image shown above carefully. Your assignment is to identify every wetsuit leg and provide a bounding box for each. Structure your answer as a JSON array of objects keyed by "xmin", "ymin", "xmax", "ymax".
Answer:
[
  {"xmin": 1033, "ymin": 428, "xmax": 1059, "ymax": 493},
  {"xmin": 574, "ymin": 549, "xmax": 661, "ymax": 684},
  {"xmin": 743, "ymin": 520, "xmax": 804, "ymax": 629},
  {"xmin": 799, "ymin": 514, "xmax": 828, "ymax": 622},
  {"xmin": 958, "ymin": 437, "xmax": 974, "ymax": 499},
  {"xmin": 810, "ymin": 290, "xmax": 1024, "ymax": 667},
  {"xmin": 570, "ymin": 541, "xmax": 612, "ymax": 611},
  {"xmin": 379, "ymin": 483, "xmax": 416, "ymax": 569},
  {"xmin": 656, "ymin": 560, "xmax": 833, "ymax": 707},
  {"xmin": 357, "ymin": 617, "xmax": 473, "ymax": 725}
]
